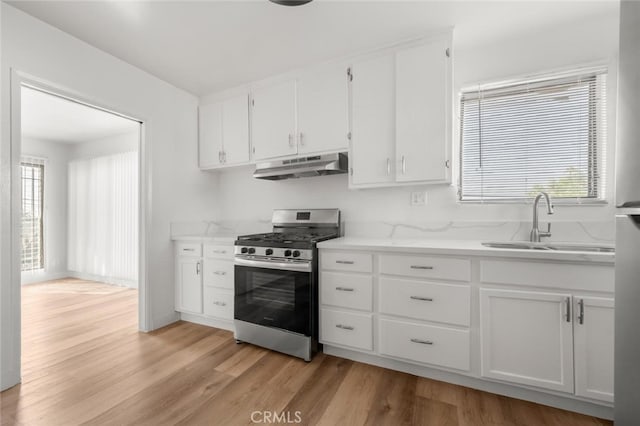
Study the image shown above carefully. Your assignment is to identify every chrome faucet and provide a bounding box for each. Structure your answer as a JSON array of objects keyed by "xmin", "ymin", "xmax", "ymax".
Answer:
[{"xmin": 530, "ymin": 192, "xmax": 554, "ymax": 242}]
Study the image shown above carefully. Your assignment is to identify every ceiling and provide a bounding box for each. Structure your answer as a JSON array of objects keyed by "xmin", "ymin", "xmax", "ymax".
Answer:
[
  {"xmin": 6, "ymin": 1, "xmax": 619, "ymax": 96},
  {"xmin": 21, "ymin": 86, "xmax": 140, "ymax": 144}
]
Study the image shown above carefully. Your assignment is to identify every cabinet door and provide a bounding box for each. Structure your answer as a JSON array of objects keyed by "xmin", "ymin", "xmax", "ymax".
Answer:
[
  {"xmin": 251, "ymin": 80, "xmax": 297, "ymax": 160},
  {"xmin": 350, "ymin": 54, "xmax": 395, "ymax": 186},
  {"xmin": 297, "ymin": 65, "xmax": 349, "ymax": 155},
  {"xmin": 574, "ymin": 296, "xmax": 614, "ymax": 402},
  {"xmin": 176, "ymin": 257, "xmax": 203, "ymax": 314},
  {"xmin": 198, "ymin": 102, "xmax": 223, "ymax": 168},
  {"xmin": 222, "ymin": 94, "xmax": 250, "ymax": 165},
  {"xmin": 396, "ymin": 39, "xmax": 450, "ymax": 183},
  {"xmin": 479, "ymin": 288, "xmax": 574, "ymax": 393}
]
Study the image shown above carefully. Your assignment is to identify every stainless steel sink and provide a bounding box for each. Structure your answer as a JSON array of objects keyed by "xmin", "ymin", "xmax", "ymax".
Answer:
[{"xmin": 482, "ymin": 241, "xmax": 615, "ymax": 253}]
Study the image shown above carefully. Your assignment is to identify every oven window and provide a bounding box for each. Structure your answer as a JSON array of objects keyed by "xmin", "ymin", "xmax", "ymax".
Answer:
[
  {"xmin": 235, "ymin": 265, "xmax": 312, "ymax": 335},
  {"xmin": 249, "ymin": 271, "xmax": 295, "ymax": 310}
]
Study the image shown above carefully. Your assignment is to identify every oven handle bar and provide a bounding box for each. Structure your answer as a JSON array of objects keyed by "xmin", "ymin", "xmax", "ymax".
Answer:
[{"xmin": 234, "ymin": 257, "xmax": 312, "ymax": 273}]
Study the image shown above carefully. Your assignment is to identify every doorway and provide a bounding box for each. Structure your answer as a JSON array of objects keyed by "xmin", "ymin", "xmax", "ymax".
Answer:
[{"xmin": 8, "ymin": 74, "xmax": 149, "ymax": 387}]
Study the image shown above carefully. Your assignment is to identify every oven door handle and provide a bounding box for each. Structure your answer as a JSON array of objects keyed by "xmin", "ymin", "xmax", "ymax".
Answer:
[{"xmin": 234, "ymin": 257, "xmax": 312, "ymax": 273}]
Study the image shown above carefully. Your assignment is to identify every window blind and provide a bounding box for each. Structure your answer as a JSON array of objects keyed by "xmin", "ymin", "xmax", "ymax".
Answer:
[
  {"xmin": 21, "ymin": 157, "xmax": 45, "ymax": 271},
  {"xmin": 459, "ymin": 69, "xmax": 607, "ymax": 203}
]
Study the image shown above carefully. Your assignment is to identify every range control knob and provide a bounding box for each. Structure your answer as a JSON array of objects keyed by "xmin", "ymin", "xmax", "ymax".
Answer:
[
  {"xmin": 248, "ymin": 247, "xmax": 256, "ymax": 254},
  {"xmin": 284, "ymin": 249, "xmax": 292, "ymax": 257},
  {"xmin": 265, "ymin": 248, "xmax": 274, "ymax": 256},
  {"xmin": 292, "ymin": 250, "xmax": 301, "ymax": 258},
  {"xmin": 241, "ymin": 247, "xmax": 248, "ymax": 254}
]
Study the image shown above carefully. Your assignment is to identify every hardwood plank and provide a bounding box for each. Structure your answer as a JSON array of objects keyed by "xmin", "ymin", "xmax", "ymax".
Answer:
[
  {"xmin": 0, "ymin": 278, "xmax": 613, "ymax": 426},
  {"xmin": 282, "ymin": 355, "xmax": 353, "ymax": 424}
]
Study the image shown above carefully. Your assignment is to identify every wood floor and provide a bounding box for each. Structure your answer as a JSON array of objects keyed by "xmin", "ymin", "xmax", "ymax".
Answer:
[{"xmin": 1, "ymin": 278, "xmax": 612, "ymax": 426}]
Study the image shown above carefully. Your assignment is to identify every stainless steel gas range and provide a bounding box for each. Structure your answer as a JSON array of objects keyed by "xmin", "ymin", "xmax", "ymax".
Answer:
[{"xmin": 233, "ymin": 209, "xmax": 340, "ymax": 361}]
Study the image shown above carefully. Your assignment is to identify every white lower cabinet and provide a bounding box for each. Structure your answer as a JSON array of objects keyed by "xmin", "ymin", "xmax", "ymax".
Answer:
[
  {"xmin": 379, "ymin": 318, "xmax": 470, "ymax": 371},
  {"xmin": 480, "ymin": 288, "xmax": 614, "ymax": 403},
  {"xmin": 479, "ymin": 288, "xmax": 574, "ymax": 393},
  {"xmin": 176, "ymin": 257, "xmax": 203, "ymax": 314},
  {"xmin": 574, "ymin": 296, "xmax": 614, "ymax": 403},
  {"xmin": 175, "ymin": 241, "xmax": 235, "ymax": 325},
  {"xmin": 320, "ymin": 308, "xmax": 373, "ymax": 351},
  {"xmin": 319, "ymin": 246, "xmax": 614, "ymax": 414}
]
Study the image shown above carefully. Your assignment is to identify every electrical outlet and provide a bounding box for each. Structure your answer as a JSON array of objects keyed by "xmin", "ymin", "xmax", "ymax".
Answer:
[{"xmin": 411, "ymin": 191, "xmax": 427, "ymax": 206}]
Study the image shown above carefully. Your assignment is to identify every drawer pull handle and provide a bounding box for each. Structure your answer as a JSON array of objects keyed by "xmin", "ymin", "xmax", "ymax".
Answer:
[
  {"xmin": 336, "ymin": 260, "xmax": 355, "ymax": 265},
  {"xmin": 214, "ymin": 271, "xmax": 227, "ymax": 276},
  {"xmin": 410, "ymin": 265, "xmax": 433, "ymax": 270},
  {"xmin": 410, "ymin": 338, "xmax": 433, "ymax": 345},
  {"xmin": 410, "ymin": 296, "xmax": 433, "ymax": 302},
  {"xmin": 335, "ymin": 324, "xmax": 354, "ymax": 330},
  {"xmin": 213, "ymin": 301, "xmax": 227, "ymax": 307},
  {"xmin": 183, "ymin": 248, "xmax": 195, "ymax": 252},
  {"xmin": 336, "ymin": 287, "xmax": 354, "ymax": 292},
  {"xmin": 212, "ymin": 250, "xmax": 227, "ymax": 254}
]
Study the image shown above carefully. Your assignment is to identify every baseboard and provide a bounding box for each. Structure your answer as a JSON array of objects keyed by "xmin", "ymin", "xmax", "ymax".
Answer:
[
  {"xmin": 180, "ymin": 312, "xmax": 234, "ymax": 332},
  {"xmin": 67, "ymin": 271, "xmax": 137, "ymax": 288},
  {"xmin": 21, "ymin": 270, "xmax": 71, "ymax": 285},
  {"xmin": 323, "ymin": 345, "xmax": 614, "ymax": 421}
]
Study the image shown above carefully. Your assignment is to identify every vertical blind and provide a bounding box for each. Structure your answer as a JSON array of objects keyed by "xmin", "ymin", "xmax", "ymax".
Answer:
[
  {"xmin": 68, "ymin": 151, "xmax": 138, "ymax": 284},
  {"xmin": 459, "ymin": 69, "xmax": 607, "ymax": 202},
  {"xmin": 21, "ymin": 158, "xmax": 45, "ymax": 271}
]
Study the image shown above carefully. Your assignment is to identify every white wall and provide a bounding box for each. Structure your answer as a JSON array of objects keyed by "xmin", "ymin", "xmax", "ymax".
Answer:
[
  {"xmin": 212, "ymin": 12, "xmax": 620, "ymax": 231},
  {"xmin": 20, "ymin": 138, "xmax": 71, "ymax": 285},
  {"xmin": 0, "ymin": 4, "xmax": 218, "ymax": 390}
]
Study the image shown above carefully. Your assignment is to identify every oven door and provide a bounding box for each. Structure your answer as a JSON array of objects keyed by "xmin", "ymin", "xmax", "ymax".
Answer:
[{"xmin": 234, "ymin": 259, "xmax": 312, "ymax": 336}]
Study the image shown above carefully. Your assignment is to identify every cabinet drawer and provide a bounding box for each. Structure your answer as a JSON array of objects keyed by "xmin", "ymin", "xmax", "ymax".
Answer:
[
  {"xmin": 176, "ymin": 242, "xmax": 202, "ymax": 257},
  {"xmin": 320, "ymin": 308, "xmax": 373, "ymax": 351},
  {"xmin": 379, "ymin": 278, "xmax": 470, "ymax": 326},
  {"xmin": 320, "ymin": 251, "xmax": 373, "ymax": 273},
  {"xmin": 203, "ymin": 259, "xmax": 234, "ymax": 289},
  {"xmin": 203, "ymin": 244, "xmax": 234, "ymax": 260},
  {"xmin": 379, "ymin": 318, "xmax": 470, "ymax": 371},
  {"xmin": 320, "ymin": 272, "xmax": 373, "ymax": 312},
  {"xmin": 203, "ymin": 288, "xmax": 233, "ymax": 319},
  {"xmin": 379, "ymin": 254, "xmax": 470, "ymax": 282}
]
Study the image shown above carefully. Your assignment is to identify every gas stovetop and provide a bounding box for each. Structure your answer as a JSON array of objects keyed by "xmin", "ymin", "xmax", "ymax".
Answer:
[
  {"xmin": 234, "ymin": 209, "xmax": 341, "ymax": 254},
  {"xmin": 236, "ymin": 231, "xmax": 338, "ymax": 246}
]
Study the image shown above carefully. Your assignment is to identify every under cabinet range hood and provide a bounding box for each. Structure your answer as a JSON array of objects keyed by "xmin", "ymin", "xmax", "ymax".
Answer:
[{"xmin": 253, "ymin": 153, "xmax": 348, "ymax": 180}]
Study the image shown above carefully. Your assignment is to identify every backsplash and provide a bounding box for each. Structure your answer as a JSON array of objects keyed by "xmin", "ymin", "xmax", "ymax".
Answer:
[{"xmin": 171, "ymin": 218, "xmax": 614, "ymax": 243}]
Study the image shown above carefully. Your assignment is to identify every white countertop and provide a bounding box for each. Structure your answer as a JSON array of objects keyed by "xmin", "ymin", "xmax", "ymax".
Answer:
[
  {"xmin": 317, "ymin": 237, "xmax": 615, "ymax": 263},
  {"xmin": 171, "ymin": 234, "xmax": 237, "ymax": 244}
]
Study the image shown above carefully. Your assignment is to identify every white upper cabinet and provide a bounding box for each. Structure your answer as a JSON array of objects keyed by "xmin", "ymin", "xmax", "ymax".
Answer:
[
  {"xmin": 350, "ymin": 34, "xmax": 452, "ymax": 188},
  {"xmin": 396, "ymin": 38, "xmax": 450, "ymax": 183},
  {"xmin": 198, "ymin": 93, "xmax": 250, "ymax": 168},
  {"xmin": 350, "ymin": 53, "xmax": 396, "ymax": 186},
  {"xmin": 251, "ymin": 80, "xmax": 297, "ymax": 161},
  {"xmin": 198, "ymin": 102, "xmax": 223, "ymax": 168},
  {"xmin": 222, "ymin": 95, "xmax": 250, "ymax": 165},
  {"xmin": 297, "ymin": 64, "xmax": 350, "ymax": 155}
]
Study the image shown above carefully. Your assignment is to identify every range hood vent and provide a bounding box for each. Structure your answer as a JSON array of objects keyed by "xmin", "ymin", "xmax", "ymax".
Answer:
[{"xmin": 253, "ymin": 153, "xmax": 348, "ymax": 181}]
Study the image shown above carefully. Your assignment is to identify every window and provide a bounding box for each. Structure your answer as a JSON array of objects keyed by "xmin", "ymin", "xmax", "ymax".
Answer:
[
  {"xmin": 459, "ymin": 68, "xmax": 607, "ymax": 203},
  {"xmin": 21, "ymin": 158, "xmax": 44, "ymax": 271}
]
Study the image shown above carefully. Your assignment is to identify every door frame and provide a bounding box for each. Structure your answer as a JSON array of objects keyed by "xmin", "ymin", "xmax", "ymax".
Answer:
[{"xmin": 6, "ymin": 68, "xmax": 151, "ymax": 384}]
